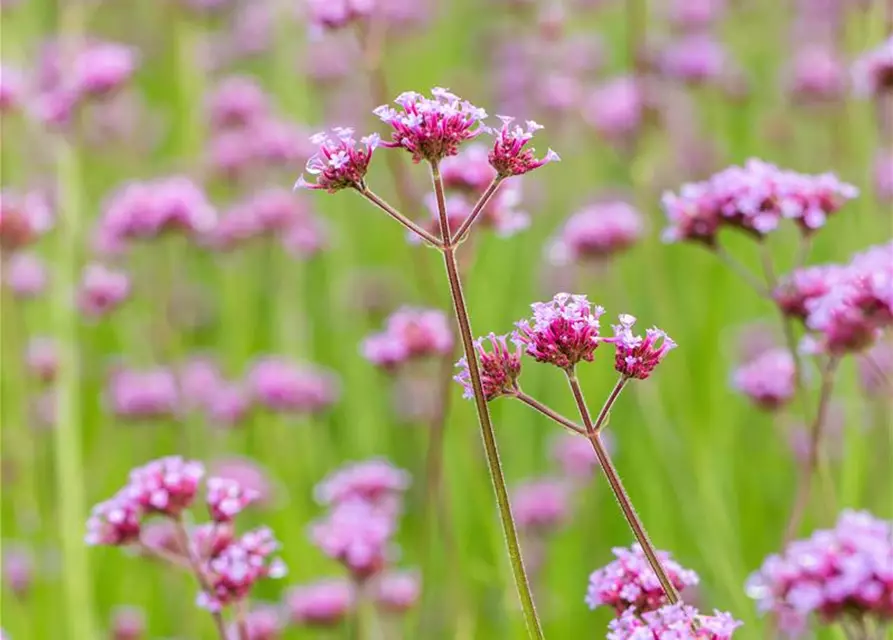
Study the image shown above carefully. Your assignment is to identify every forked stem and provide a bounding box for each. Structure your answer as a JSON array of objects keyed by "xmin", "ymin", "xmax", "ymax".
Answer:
[
  {"xmin": 452, "ymin": 177, "xmax": 505, "ymax": 244},
  {"xmin": 430, "ymin": 163, "xmax": 544, "ymax": 638},
  {"xmin": 566, "ymin": 373, "xmax": 681, "ymax": 605},
  {"xmin": 357, "ymin": 186, "xmax": 444, "ymax": 248},
  {"xmin": 173, "ymin": 518, "xmax": 228, "ymax": 639},
  {"xmin": 513, "ymin": 391, "xmax": 586, "ymax": 436}
]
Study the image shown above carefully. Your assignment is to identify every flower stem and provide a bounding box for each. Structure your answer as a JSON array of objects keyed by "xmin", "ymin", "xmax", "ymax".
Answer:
[
  {"xmin": 783, "ymin": 356, "xmax": 840, "ymax": 543},
  {"xmin": 357, "ymin": 186, "xmax": 443, "ymax": 248},
  {"xmin": 235, "ymin": 600, "xmax": 250, "ymax": 640},
  {"xmin": 565, "ymin": 373, "xmax": 681, "ymax": 605},
  {"xmin": 513, "ymin": 391, "xmax": 586, "ymax": 436},
  {"xmin": 712, "ymin": 244, "xmax": 771, "ymax": 298},
  {"xmin": 430, "ymin": 163, "xmax": 544, "ymax": 638},
  {"xmin": 172, "ymin": 518, "xmax": 228, "ymax": 639},
  {"xmin": 452, "ymin": 177, "xmax": 505, "ymax": 244}
]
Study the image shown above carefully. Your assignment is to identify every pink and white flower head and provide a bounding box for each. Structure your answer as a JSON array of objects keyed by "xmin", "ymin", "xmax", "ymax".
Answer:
[
  {"xmin": 611, "ymin": 315, "xmax": 677, "ymax": 380},
  {"xmin": 374, "ymin": 569, "xmax": 421, "ymax": 613},
  {"xmin": 516, "ymin": 293, "xmax": 605, "ymax": 370},
  {"xmin": 106, "ymin": 367, "xmax": 180, "ymax": 420},
  {"xmin": 608, "ymin": 603, "xmax": 742, "ymax": 640},
  {"xmin": 110, "ymin": 605, "xmax": 146, "ymax": 640},
  {"xmin": 193, "ymin": 522, "xmax": 237, "ymax": 561},
  {"xmin": 732, "ymin": 348, "xmax": 796, "ymax": 411},
  {"xmin": 4, "ymin": 252, "xmax": 47, "ymax": 298},
  {"xmin": 306, "ymin": 0, "xmax": 375, "ymax": 31},
  {"xmin": 852, "ymin": 36, "xmax": 893, "ymax": 98},
  {"xmin": 551, "ymin": 431, "xmax": 614, "ymax": 480},
  {"xmin": 206, "ymin": 477, "xmax": 258, "ymax": 523},
  {"xmin": 746, "ymin": 510, "xmax": 893, "ymax": 635},
  {"xmin": 72, "ymin": 42, "xmax": 137, "ymax": 99},
  {"xmin": 77, "ymin": 263, "xmax": 130, "ymax": 317},
  {"xmin": 247, "ymin": 357, "xmax": 339, "ymax": 414},
  {"xmin": 362, "ymin": 307, "xmax": 453, "ymax": 370},
  {"xmin": 550, "ymin": 201, "xmax": 644, "ymax": 264},
  {"xmin": 874, "ymin": 151, "xmax": 893, "ymax": 202},
  {"xmin": 310, "ymin": 500, "xmax": 394, "ymax": 579},
  {"xmin": 439, "ymin": 144, "xmax": 497, "ymax": 193},
  {"xmin": 314, "ymin": 459, "xmax": 410, "ymax": 508},
  {"xmin": 206, "ymin": 75, "xmax": 270, "ymax": 131},
  {"xmin": 511, "ymin": 478, "xmax": 570, "ymax": 532},
  {"xmin": 374, "ymin": 88, "xmax": 488, "ymax": 164},
  {"xmin": 209, "ymin": 457, "xmax": 274, "ymax": 508},
  {"xmin": 229, "ymin": 604, "xmax": 283, "ymax": 640},
  {"xmin": 198, "ymin": 527, "xmax": 287, "ymax": 612},
  {"xmin": 587, "ymin": 544, "xmax": 700, "ymax": 615},
  {"xmin": 582, "ymin": 76, "xmax": 644, "ymax": 142},
  {"xmin": 126, "ymin": 456, "xmax": 205, "ymax": 518},
  {"xmin": 488, "ymin": 116, "xmax": 559, "ymax": 178},
  {"xmin": 85, "ymin": 492, "xmax": 142, "ymax": 546},
  {"xmin": 286, "ymin": 579, "xmax": 354, "ymax": 627},
  {"xmin": 295, "ymin": 128, "xmax": 378, "ymax": 192},
  {"xmin": 454, "ymin": 333, "xmax": 523, "ymax": 401},
  {"xmin": 25, "ymin": 336, "xmax": 57, "ymax": 384},
  {"xmin": 787, "ymin": 46, "xmax": 847, "ymax": 103},
  {"xmin": 0, "ymin": 65, "xmax": 24, "ymax": 113},
  {"xmin": 0, "ymin": 189, "xmax": 53, "ymax": 251},
  {"xmin": 773, "ymin": 264, "xmax": 844, "ymax": 320}
]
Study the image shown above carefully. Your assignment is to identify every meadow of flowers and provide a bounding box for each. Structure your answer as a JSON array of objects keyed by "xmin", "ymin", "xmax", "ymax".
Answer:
[{"xmin": 1, "ymin": 0, "xmax": 892, "ymax": 638}]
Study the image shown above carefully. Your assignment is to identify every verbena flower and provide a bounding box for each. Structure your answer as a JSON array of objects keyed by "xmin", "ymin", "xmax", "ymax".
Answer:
[
  {"xmin": 549, "ymin": 200, "xmax": 644, "ymax": 264},
  {"xmin": 2, "ymin": 545, "xmax": 32, "ymax": 597},
  {"xmin": 515, "ymin": 293, "xmax": 605, "ymax": 369},
  {"xmin": 0, "ymin": 189, "xmax": 53, "ymax": 251},
  {"xmin": 582, "ymin": 76, "xmax": 644, "ymax": 142},
  {"xmin": 85, "ymin": 493, "xmax": 142, "ymax": 546},
  {"xmin": 586, "ymin": 544, "xmax": 700, "ymax": 615},
  {"xmin": 227, "ymin": 604, "xmax": 282, "ymax": 640},
  {"xmin": 206, "ymin": 74, "xmax": 270, "ymax": 131},
  {"xmin": 440, "ymin": 144, "xmax": 497, "ymax": 193},
  {"xmin": 306, "ymin": 0, "xmax": 375, "ymax": 31},
  {"xmin": 285, "ymin": 580, "xmax": 354, "ymax": 627},
  {"xmin": 72, "ymin": 42, "xmax": 137, "ymax": 99},
  {"xmin": 773, "ymin": 264, "xmax": 844, "ymax": 320},
  {"xmin": 77, "ymin": 263, "xmax": 130, "ymax": 317},
  {"xmin": 665, "ymin": 0, "xmax": 725, "ymax": 30},
  {"xmin": 295, "ymin": 128, "xmax": 378, "ymax": 192},
  {"xmin": 4, "ymin": 252, "xmax": 47, "ymax": 299},
  {"xmin": 374, "ymin": 87, "xmax": 488, "ymax": 164},
  {"xmin": 110, "ymin": 605, "xmax": 145, "ymax": 640},
  {"xmin": 309, "ymin": 500, "xmax": 394, "ymax": 579},
  {"xmin": 206, "ymin": 477, "xmax": 258, "ymax": 523},
  {"xmin": 374, "ymin": 570, "xmax": 421, "ymax": 614},
  {"xmin": 787, "ymin": 45, "xmax": 846, "ymax": 103},
  {"xmin": 362, "ymin": 308, "xmax": 454, "ymax": 371},
  {"xmin": 454, "ymin": 333, "xmax": 523, "ymax": 401},
  {"xmin": 106, "ymin": 367, "xmax": 180, "ymax": 420},
  {"xmin": 247, "ymin": 357, "xmax": 340, "ymax": 414},
  {"xmin": 551, "ymin": 432, "xmax": 614, "ymax": 481},
  {"xmin": 732, "ymin": 348, "xmax": 796, "ymax": 411},
  {"xmin": 659, "ymin": 34, "xmax": 729, "ymax": 84},
  {"xmin": 25, "ymin": 337, "xmax": 57, "ymax": 384},
  {"xmin": 208, "ymin": 457, "xmax": 274, "ymax": 508},
  {"xmin": 746, "ymin": 510, "xmax": 893, "ymax": 636},
  {"xmin": 126, "ymin": 456, "xmax": 205, "ymax": 518},
  {"xmin": 611, "ymin": 314, "xmax": 676, "ymax": 380},
  {"xmin": 607, "ymin": 603, "xmax": 742, "ymax": 639},
  {"xmin": 512, "ymin": 478, "xmax": 570, "ymax": 532},
  {"xmin": 488, "ymin": 116, "xmax": 559, "ymax": 177},
  {"xmin": 852, "ymin": 36, "xmax": 893, "ymax": 98},
  {"xmin": 314, "ymin": 459, "xmax": 410, "ymax": 508},
  {"xmin": 0, "ymin": 65, "xmax": 24, "ymax": 113}
]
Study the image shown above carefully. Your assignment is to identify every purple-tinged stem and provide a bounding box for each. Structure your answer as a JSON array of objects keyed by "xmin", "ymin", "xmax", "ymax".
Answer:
[
  {"xmin": 783, "ymin": 356, "xmax": 840, "ymax": 543},
  {"xmin": 172, "ymin": 518, "xmax": 228, "ymax": 639},
  {"xmin": 430, "ymin": 163, "xmax": 544, "ymax": 638},
  {"xmin": 566, "ymin": 373, "xmax": 681, "ymax": 605},
  {"xmin": 513, "ymin": 391, "xmax": 586, "ymax": 436},
  {"xmin": 356, "ymin": 186, "xmax": 443, "ymax": 248},
  {"xmin": 452, "ymin": 177, "xmax": 505, "ymax": 244}
]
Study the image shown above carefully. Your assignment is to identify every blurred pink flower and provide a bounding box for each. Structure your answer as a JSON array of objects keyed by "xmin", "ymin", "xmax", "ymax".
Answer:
[
  {"xmin": 582, "ymin": 76, "xmax": 644, "ymax": 142},
  {"xmin": 374, "ymin": 569, "xmax": 421, "ymax": 614},
  {"xmin": 77, "ymin": 263, "xmax": 130, "ymax": 317},
  {"xmin": 851, "ymin": 36, "xmax": 893, "ymax": 98},
  {"xmin": 2, "ymin": 544, "xmax": 32, "ymax": 597},
  {"xmin": 208, "ymin": 457, "xmax": 275, "ymax": 508},
  {"xmin": 4, "ymin": 252, "xmax": 47, "ymax": 298},
  {"xmin": 207, "ymin": 75, "xmax": 270, "ymax": 131},
  {"xmin": 314, "ymin": 459, "xmax": 410, "ymax": 507},
  {"xmin": 110, "ymin": 605, "xmax": 145, "ymax": 640},
  {"xmin": 105, "ymin": 367, "xmax": 179, "ymax": 420},
  {"xmin": 247, "ymin": 357, "xmax": 340, "ymax": 415},
  {"xmin": 309, "ymin": 500, "xmax": 394, "ymax": 579},
  {"xmin": 732, "ymin": 348, "xmax": 796, "ymax": 411},
  {"xmin": 549, "ymin": 200, "xmax": 644, "ymax": 264},
  {"xmin": 787, "ymin": 45, "xmax": 847, "ymax": 102},
  {"xmin": 874, "ymin": 151, "xmax": 893, "ymax": 202},
  {"xmin": 511, "ymin": 478, "xmax": 570, "ymax": 532},
  {"xmin": 285, "ymin": 579, "xmax": 354, "ymax": 627},
  {"xmin": 25, "ymin": 336, "xmax": 57, "ymax": 384}
]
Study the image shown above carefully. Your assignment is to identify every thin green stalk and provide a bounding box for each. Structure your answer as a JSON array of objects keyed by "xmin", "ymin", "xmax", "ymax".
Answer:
[
  {"xmin": 512, "ymin": 391, "xmax": 586, "ymax": 435},
  {"xmin": 428, "ymin": 163, "xmax": 544, "ymax": 638}
]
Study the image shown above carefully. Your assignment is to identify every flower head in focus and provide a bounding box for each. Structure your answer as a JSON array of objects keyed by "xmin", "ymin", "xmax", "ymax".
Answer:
[
  {"xmin": 607, "ymin": 603, "xmax": 742, "ymax": 639},
  {"xmin": 488, "ymin": 116, "xmax": 559, "ymax": 177},
  {"xmin": 295, "ymin": 128, "xmax": 378, "ymax": 193},
  {"xmin": 611, "ymin": 315, "xmax": 676, "ymax": 380},
  {"xmin": 454, "ymin": 333, "xmax": 523, "ymax": 401},
  {"xmin": 516, "ymin": 293, "xmax": 605, "ymax": 370},
  {"xmin": 374, "ymin": 88, "xmax": 488, "ymax": 164},
  {"xmin": 126, "ymin": 456, "xmax": 205, "ymax": 518}
]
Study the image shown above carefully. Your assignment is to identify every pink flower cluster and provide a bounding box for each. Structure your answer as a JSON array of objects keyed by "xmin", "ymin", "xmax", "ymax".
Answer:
[
  {"xmin": 515, "ymin": 293, "xmax": 605, "ymax": 369},
  {"xmin": 608, "ymin": 604, "xmax": 742, "ymax": 640},
  {"xmin": 105, "ymin": 367, "xmax": 181, "ymax": 420},
  {"xmin": 778, "ymin": 241, "xmax": 893, "ymax": 355},
  {"xmin": 4, "ymin": 251, "xmax": 47, "ymax": 299},
  {"xmin": 314, "ymin": 459, "xmax": 410, "ymax": 507},
  {"xmin": 549, "ymin": 200, "xmax": 644, "ymax": 264},
  {"xmin": 610, "ymin": 315, "xmax": 677, "ymax": 381},
  {"xmin": 78, "ymin": 263, "xmax": 130, "ymax": 317},
  {"xmin": 286, "ymin": 579, "xmax": 355, "ymax": 627},
  {"xmin": 661, "ymin": 159, "xmax": 858, "ymax": 245},
  {"xmin": 305, "ymin": 0, "xmax": 375, "ymax": 31},
  {"xmin": 586, "ymin": 544, "xmax": 700, "ymax": 615},
  {"xmin": 746, "ymin": 510, "xmax": 893, "ymax": 635},
  {"xmin": 512, "ymin": 478, "xmax": 570, "ymax": 532},
  {"xmin": 247, "ymin": 357, "xmax": 340, "ymax": 415},
  {"xmin": 488, "ymin": 116, "xmax": 560, "ymax": 177},
  {"xmin": 852, "ymin": 36, "xmax": 893, "ymax": 99},
  {"xmin": 454, "ymin": 333, "xmax": 523, "ymax": 401},
  {"xmin": 413, "ymin": 181, "xmax": 530, "ymax": 242},
  {"xmin": 295, "ymin": 128, "xmax": 379, "ymax": 193},
  {"xmin": 0, "ymin": 189, "xmax": 53, "ymax": 252},
  {"xmin": 362, "ymin": 308, "xmax": 454, "ymax": 371},
  {"xmin": 732, "ymin": 348, "xmax": 796, "ymax": 410},
  {"xmin": 582, "ymin": 76, "xmax": 645, "ymax": 143},
  {"xmin": 94, "ymin": 177, "xmax": 217, "ymax": 254}
]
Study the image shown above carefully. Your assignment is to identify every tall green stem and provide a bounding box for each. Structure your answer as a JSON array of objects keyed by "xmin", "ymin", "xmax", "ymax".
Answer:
[{"xmin": 429, "ymin": 163, "xmax": 544, "ymax": 638}]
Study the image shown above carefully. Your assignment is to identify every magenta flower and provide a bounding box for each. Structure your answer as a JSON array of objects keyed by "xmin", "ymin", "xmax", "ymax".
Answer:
[
  {"xmin": 295, "ymin": 128, "xmax": 378, "ymax": 192},
  {"xmin": 607, "ymin": 603, "xmax": 742, "ymax": 640},
  {"xmin": 611, "ymin": 315, "xmax": 676, "ymax": 380},
  {"xmin": 208, "ymin": 457, "xmax": 274, "ymax": 508},
  {"xmin": 314, "ymin": 459, "xmax": 410, "ymax": 508},
  {"xmin": 488, "ymin": 116, "xmax": 559, "ymax": 177},
  {"xmin": 511, "ymin": 478, "xmax": 570, "ymax": 532},
  {"xmin": 665, "ymin": 0, "xmax": 725, "ymax": 29},
  {"xmin": 4, "ymin": 252, "xmax": 47, "ymax": 299},
  {"xmin": 773, "ymin": 264, "xmax": 844, "ymax": 320},
  {"xmin": 362, "ymin": 307, "xmax": 454, "ymax": 370},
  {"xmin": 177, "ymin": 356, "xmax": 222, "ymax": 411},
  {"xmin": 247, "ymin": 357, "xmax": 340, "ymax": 414},
  {"xmin": 198, "ymin": 527, "xmax": 287, "ymax": 612},
  {"xmin": 582, "ymin": 76, "xmax": 644, "ymax": 142},
  {"xmin": 0, "ymin": 189, "xmax": 54, "ymax": 251},
  {"xmin": 206, "ymin": 477, "xmax": 258, "ymax": 523},
  {"xmin": 852, "ymin": 36, "xmax": 893, "ymax": 98},
  {"xmin": 25, "ymin": 337, "xmax": 57, "ymax": 384},
  {"xmin": 310, "ymin": 500, "xmax": 394, "ymax": 579},
  {"xmin": 454, "ymin": 333, "xmax": 523, "ymax": 401},
  {"xmin": 205, "ymin": 382, "xmax": 252, "ymax": 428},
  {"xmin": 550, "ymin": 200, "xmax": 644, "ymax": 264},
  {"xmin": 126, "ymin": 456, "xmax": 205, "ymax": 518},
  {"xmin": 206, "ymin": 74, "xmax": 270, "ymax": 131},
  {"xmin": 374, "ymin": 570, "xmax": 421, "ymax": 614},
  {"xmin": 109, "ymin": 606, "xmax": 145, "ymax": 640},
  {"xmin": 285, "ymin": 580, "xmax": 354, "ymax": 627},
  {"xmin": 106, "ymin": 367, "xmax": 179, "ymax": 420},
  {"xmin": 374, "ymin": 88, "xmax": 488, "ymax": 164},
  {"xmin": 2, "ymin": 545, "xmax": 33, "ymax": 597},
  {"xmin": 229, "ymin": 605, "xmax": 283, "ymax": 640},
  {"xmin": 659, "ymin": 34, "xmax": 729, "ymax": 84},
  {"xmin": 306, "ymin": 0, "xmax": 375, "ymax": 30},
  {"xmin": 732, "ymin": 348, "xmax": 796, "ymax": 411},
  {"xmin": 72, "ymin": 42, "xmax": 137, "ymax": 99},
  {"xmin": 587, "ymin": 544, "xmax": 700, "ymax": 615},
  {"xmin": 85, "ymin": 493, "xmax": 142, "ymax": 546},
  {"xmin": 551, "ymin": 432, "xmax": 614, "ymax": 481},
  {"xmin": 515, "ymin": 293, "xmax": 605, "ymax": 370},
  {"xmin": 77, "ymin": 263, "xmax": 130, "ymax": 317},
  {"xmin": 787, "ymin": 46, "xmax": 846, "ymax": 103},
  {"xmin": 746, "ymin": 510, "xmax": 893, "ymax": 635}
]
